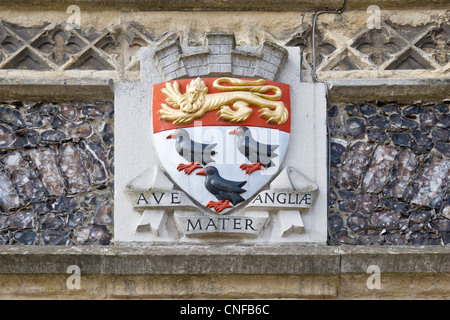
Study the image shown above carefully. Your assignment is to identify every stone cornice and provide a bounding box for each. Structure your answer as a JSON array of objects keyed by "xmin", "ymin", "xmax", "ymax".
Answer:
[
  {"xmin": 0, "ymin": 0, "xmax": 447, "ymax": 11},
  {"xmin": 0, "ymin": 245, "xmax": 448, "ymax": 275}
]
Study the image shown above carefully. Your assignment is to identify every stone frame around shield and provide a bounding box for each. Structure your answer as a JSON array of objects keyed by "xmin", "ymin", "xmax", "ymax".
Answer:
[{"xmin": 114, "ymin": 33, "xmax": 328, "ymax": 244}]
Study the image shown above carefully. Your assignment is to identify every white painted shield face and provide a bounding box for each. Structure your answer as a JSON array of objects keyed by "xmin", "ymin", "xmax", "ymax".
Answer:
[{"xmin": 153, "ymin": 125, "xmax": 289, "ymax": 214}]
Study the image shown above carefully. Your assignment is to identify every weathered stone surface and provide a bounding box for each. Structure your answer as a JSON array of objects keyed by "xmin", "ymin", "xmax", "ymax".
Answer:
[
  {"xmin": 369, "ymin": 115, "xmax": 390, "ymax": 130},
  {"xmin": 81, "ymin": 105, "xmax": 104, "ymax": 118},
  {"xmin": 385, "ymin": 233, "xmax": 406, "ymax": 245},
  {"xmin": 102, "ymin": 123, "xmax": 113, "ymax": 144},
  {"xmin": 410, "ymin": 156, "xmax": 449, "ymax": 208},
  {"xmin": 384, "ymin": 148, "xmax": 419, "ymax": 199},
  {"xmin": 330, "ymin": 141, "xmax": 346, "ymax": 167},
  {"xmin": 2, "ymin": 151, "xmax": 45, "ymax": 203},
  {"xmin": 328, "ymin": 215, "xmax": 343, "ymax": 231},
  {"xmin": 24, "ymin": 112, "xmax": 44, "ymax": 128},
  {"xmin": 369, "ymin": 211, "xmax": 402, "ymax": 230},
  {"xmin": 435, "ymin": 143, "xmax": 450, "ymax": 157},
  {"xmin": 67, "ymin": 210, "xmax": 86, "ymax": 228},
  {"xmin": 359, "ymin": 103, "xmax": 376, "ymax": 116},
  {"xmin": 367, "ymin": 127, "xmax": 388, "ymax": 142},
  {"xmin": 357, "ymin": 232, "xmax": 385, "ymax": 245},
  {"xmin": 355, "ymin": 194, "xmax": 378, "ymax": 214},
  {"xmin": 58, "ymin": 143, "xmax": 90, "ymax": 193},
  {"xmin": 410, "ymin": 232, "xmax": 440, "ymax": 245},
  {"xmin": 419, "ymin": 110, "xmax": 438, "ymax": 134},
  {"xmin": 340, "ymin": 141, "xmax": 373, "ymax": 190},
  {"xmin": 432, "ymin": 128, "xmax": 449, "ymax": 142},
  {"xmin": 54, "ymin": 196, "xmax": 78, "ymax": 213},
  {"xmin": 28, "ymin": 148, "xmax": 66, "ymax": 196},
  {"xmin": 381, "ymin": 198, "xmax": 409, "ymax": 215},
  {"xmin": 411, "ymin": 130, "xmax": 434, "ymax": 153},
  {"xmin": 430, "ymin": 218, "xmax": 450, "ymax": 232}
]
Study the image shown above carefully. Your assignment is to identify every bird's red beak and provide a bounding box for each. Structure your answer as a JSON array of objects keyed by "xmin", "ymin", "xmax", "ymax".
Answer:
[
  {"xmin": 229, "ymin": 129, "xmax": 238, "ymax": 135},
  {"xmin": 166, "ymin": 133, "xmax": 175, "ymax": 139},
  {"xmin": 196, "ymin": 170, "xmax": 206, "ymax": 176}
]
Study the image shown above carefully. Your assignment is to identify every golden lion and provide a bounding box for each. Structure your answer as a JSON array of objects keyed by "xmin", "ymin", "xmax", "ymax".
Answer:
[{"xmin": 158, "ymin": 77, "xmax": 289, "ymax": 125}]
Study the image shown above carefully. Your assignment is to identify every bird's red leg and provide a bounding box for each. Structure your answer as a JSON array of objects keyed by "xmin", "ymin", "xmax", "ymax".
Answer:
[
  {"xmin": 239, "ymin": 162, "xmax": 263, "ymax": 174},
  {"xmin": 214, "ymin": 200, "xmax": 232, "ymax": 213},
  {"xmin": 206, "ymin": 200, "xmax": 221, "ymax": 208},
  {"xmin": 177, "ymin": 162, "xmax": 202, "ymax": 175}
]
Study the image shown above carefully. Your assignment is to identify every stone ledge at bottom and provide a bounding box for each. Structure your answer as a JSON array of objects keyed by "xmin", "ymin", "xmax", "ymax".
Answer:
[{"xmin": 0, "ymin": 245, "xmax": 448, "ymax": 299}]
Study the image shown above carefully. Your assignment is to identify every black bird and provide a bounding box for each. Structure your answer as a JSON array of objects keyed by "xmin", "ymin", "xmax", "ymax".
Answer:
[
  {"xmin": 229, "ymin": 126, "xmax": 279, "ymax": 174},
  {"xmin": 166, "ymin": 128, "xmax": 217, "ymax": 174},
  {"xmin": 196, "ymin": 166, "xmax": 247, "ymax": 212}
]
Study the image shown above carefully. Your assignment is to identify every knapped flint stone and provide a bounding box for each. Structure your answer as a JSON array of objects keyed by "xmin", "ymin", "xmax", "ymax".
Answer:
[
  {"xmin": 402, "ymin": 105, "xmax": 420, "ymax": 117},
  {"xmin": 328, "ymin": 105, "xmax": 338, "ymax": 117},
  {"xmin": 331, "ymin": 230, "xmax": 355, "ymax": 244},
  {"xmin": 68, "ymin": 121, "xmax": 93, "ymax": 140},
  {"xmin": 441, "ymin": 198, "xmax": 450, "ymax": 220},
  {"xmin": 369, "ymin": 211, "xmax": 402, "ymax": 230},
  {"xmin": 410, "ymin": 156, "xmax": 449, "ymax": 208},
  {"xmin": 81, "ymin": 105, "xmax": 104, "ymax": 118},
  {"xmin": 329, "ymin": 214, "xmax": 343, "ymax": 231},
  {"xmin": 344, "ymin": 105, "xmax": 359, "ymax": 116},
  {"xmin": 389, "ymin": 113, "xmax": 417, "ymax": 130},
  {"xmin": 28, "ymin": 148, "xmax": 66, "ymax": 196},
  {"xmin": 33, "ymin": 201, "xmax": 52, "ymax": 214},
  {"xmin": 362, "ymin": 145, "xmax": 398, "ymax": 194},
  {"xmin": 367, "ymin": 127, "xmax": 388, "ymax": 143},
  {"xmin": 347, "ymin": 215, "xmax": 368, "ymax": 232},
  {"xmin": 381, "ymin": 199, "xmax": 408, "ymax": 217},
  {"xmin": 26, "ymin": 129, "xmax": 40, "ymax": 146},
  {"xmin": 439, "ymin": 114, "xmax": 450, "ymax": 127},
  {"xmin": 355, "ymin": 194, "xmax": 378, "ymax": 214},
  {"xmin": 25, "ymin": 112, "xmax": 44, "ymax": 128},
  {"xmin": 0, "ymin": 170, "xmax": 20, "ymax": 211},
  {"xmin": 0, "ymin": 124, "xmax": 16, "ymax": 149},
  {"xmin": 0, "ymin": 233, "xmax": 9, "ymax": 245},
  {"xmin": 40, "ymin": 230, "xmax": 69, "ymax": 245},
  {"xmin": 10, "ymin": 132, "xmax": 27, "ymax": 149},
  {"xmin": 80, "ymin": 140, "xmax": 109, "ymax": 184},
  {"xmin": 435, "ymin": 143, "xmax": 450, "ymax": 157},
  {"xmin": 58, "ymin": 104, "xmax": 77, "ymax": 121},
  {"xmin": 434, "ymin": 104, "xmax": 449, "ymax": 113},
  {"xmin": 419, "ymin": 110, "xmax": 438, "ymax": 134},
  {"xmin": 74, "ymin": 226, "xmax": 92, "ymax": 244},
  {"xmin": 8, "ymin": 211, "xmax": 36, "ymax": 229},
  {"xmin": 357, "ymin": 232, "xmax": 385, "ymax": 245},
  {"xmin": 41, "ymin": 130, "xmax": 67, "ymax": 143},
  {"xmin": 0, "ymin": 107, "xmax": 25, "ymax": 129},
  {"xmin": 430, "ymin": 218, "xmax": 450, "ymax": 232},
  {"xmin": 338, "ymin": 199, "xmax": 356, "ymax": 212},
  {"xmin": 2, "ymin": 151, "xmax": 45, "ymax": 203},
  {"xmin": 38, "ymin": 213, "xmax": 65, "ymax": 230},
  {"xmin": 94, "ymin": 201, "xmax": 113, "ymax": 225},
  {"xmin": 411, "ymin": 130, "xmax": 434, "ymax": 153},
  {"xmin": 384, "ymin": 148, "xmax": 419, "ymax": 199},
  {"xmin": 340, "ymin": 141, "xmax": 373, "ymax": 190},
  {"xmin": 67, "ymin": 210, "xmax": 86, "ymax": 227},
  {"xmin": 346, "ymin": 117, "xmax": 366, "ymax": 137},
  {"xmin": 328, "ymin": 118, "xmax": 340, "ymax": 137},
  {"xmin": 54, "ymin": 196, "xmax": 78, "ymax": 213},
  {"xmin": 408, "ymin": 211, "xmax": 431, "ymax": 231},
  {"xmin": 0, "ymin": 215, "xmax": 8, "ymax": 229},
  {"xmin": 389, "ymin": 132, "xmax": 411, "ymax": 146},
  {"xmin": 359, "ymin": 103, "xmax": 376, "ymax": 116},
  {"xmin": 381, "ymin": 104, "xmax": 400, "ymax": 115},
  {"xmin": 38, "ymin": 104, "xmax": 57, "ymax": 116},
  {"xmin": 330, "ymin": 168, "xmax": 339, "ymax": 188},
  {"xmin": 432, "ymin": 128, "xmax": 449, "ymax": 142},
  {"xmin": 329, "ymin": 188, "xmax": 337, "ymax": 206},
  {"xmin": 330, "ymin": 141, "xmax": 346, "ymax": 167},
  {"xmin": 410, "ymin": 232, "xmax": 440, "ymax": 245},
  {"xmin": 58, "ymin": 143, "xmax": 90, "ymax": 193},
  {"xmin": 385, "ymin": 233, "xmax": 406, "ymax": 245},
  {"xmin": 90, "ymin": 225, "xmax": 112, "ymax": 244},
  {"xmin": 369, "ymin": 115, "xmax": 390, "ymax": 130},
  {"xmin": 13, "ymin": 230, "xmax": 37, "ymax": 245},
  {"xmin": 102, "ymin": 123, "xmax": 113, "ymax": 144}
]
